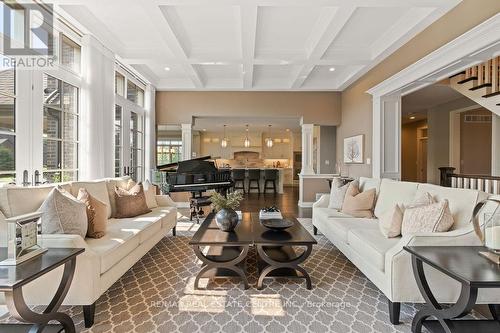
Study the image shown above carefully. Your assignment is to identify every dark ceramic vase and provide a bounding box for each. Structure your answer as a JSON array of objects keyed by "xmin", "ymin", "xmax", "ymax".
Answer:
[{"xmin": 215, "ymin": 208, "xmax": 239, "ymax": 232}]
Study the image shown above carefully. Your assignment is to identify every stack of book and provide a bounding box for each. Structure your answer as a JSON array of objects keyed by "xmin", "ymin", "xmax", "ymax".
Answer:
[{"xmin": 259, "ymin": 209, "xmax": 283, "ymax": 220}]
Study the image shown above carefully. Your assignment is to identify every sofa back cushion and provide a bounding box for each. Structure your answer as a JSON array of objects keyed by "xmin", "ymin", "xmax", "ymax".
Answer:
[
  {"xmin": 0, "ymin": 183, "xmax": 72, "ymax": 218},
  {"xmin": 70, "ymin": 181, "xmax": 111, "ymax": 219},
  {"xmin": 415, "ymin": 183, "xmax": 487, "ymax": 229},
  {"xmin": 359, "ymin": 177, "xmax": 381, "ymax": 194},
  {"xmin": 374, "ymin": 179, "xmax": 419, "ymax": 218}
]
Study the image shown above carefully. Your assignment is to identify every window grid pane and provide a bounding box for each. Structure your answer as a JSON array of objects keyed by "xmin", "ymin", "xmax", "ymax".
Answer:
[
  {"xmin": 0, "ymin": 55, "xmax": 16, "ymax": 183},
  {"xmin": 61, "ymin": 34, "xmax": 81, "ymax": 73}
]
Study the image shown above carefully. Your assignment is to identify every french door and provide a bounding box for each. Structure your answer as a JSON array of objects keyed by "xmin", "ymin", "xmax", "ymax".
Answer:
[{"xmin": 114, "ymin": 99, "xmax": 144, "ymax": 182}]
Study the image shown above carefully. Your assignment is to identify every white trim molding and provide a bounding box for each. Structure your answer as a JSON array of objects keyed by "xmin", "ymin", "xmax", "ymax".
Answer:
[{"xmin": 368, "ymin": 13, "xmax": 500, "ymax": 179}]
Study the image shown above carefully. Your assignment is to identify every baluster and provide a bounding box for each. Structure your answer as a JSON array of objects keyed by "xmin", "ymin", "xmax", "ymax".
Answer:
[
  {"xmin": 485, "ymin": 179, "xmax": 491, "ymax": 194},
  {"xmin": 471, "ymin": 178, "xmax": 477, "ymax": 190},
  {"xmin": 451, "ymin": 177, "xmax": 457, "ymax": 188},
  {"xmin": 464, "ymin": 177, "xmax": 470, "ymax": 189},
  {"xmin": 493, "ymin": 56, "xmax": 499, "ymax": 93},
  {"xmin": 477, "ymin": 178, "xmax": 484, "ymax": 191},
  {"xmin": 494, "ymin": 180, "xmax": 500, "ymax": 195},
  {"xmin": 458, "ymin": 177, "xmax": 463, "ymax": 189}
]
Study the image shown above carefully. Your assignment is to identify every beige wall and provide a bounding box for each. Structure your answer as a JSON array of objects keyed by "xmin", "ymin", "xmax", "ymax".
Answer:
[
  {"xmin": 460, "ymin": 109, "xmax": 492, "ymax": 175},
  {"xmin": 402, "ymin": 120, "xmax": 427, "ymax": 182},
  {"xmin": 156, "ymin": 91, "xmax": 341, "ymax": 125},
  {"xmin": 302, "ymin": 178, "xmax": 331, "ymax": 203},
  {"xmin": 337, "ymin": 0, "xmax": 500, "ymax": 178}
]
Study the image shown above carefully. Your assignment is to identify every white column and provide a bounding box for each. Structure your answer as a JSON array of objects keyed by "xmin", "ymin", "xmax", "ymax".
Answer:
[
  {"xmin": 492, "ymin": 114, "xmax": 500, "ymax": 177},
  {"xmin": 144, "ymin": 84, "xmax": 156, "ymax": 180},
  {"xmin": 181, "ymin": 123, "xmax": 192, "ymax": 161},
  {"xmin": 371, "ymin": 94, "xmax": 401, "ymax": 180},
  {"xmin": 301, "ymin": 124, "xmax": 314, "ymax": 175},
  {"xmin": 80, "ymin": 35, "xmax": 115, "ymax": 180}
]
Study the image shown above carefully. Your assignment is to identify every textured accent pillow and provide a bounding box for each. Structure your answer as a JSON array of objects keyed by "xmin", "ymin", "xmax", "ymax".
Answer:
[
  {"xmin": 327, "ymin": 178, "xmax": 349, "ymax": 210},
  {"xmin": 39, "ymin": 186, "xmax": 88, "ymax": 238},
  {"xmin": 114, "ymin": 183, "xmax": 152, "ymax": 218},
  {"xmin": 405, "ymin": 192, "xmax": 435, "ymax": 209},
  {"xmin": 143, "ymin": 180, "xmax": 158, "ymax": 209},
  {"xmin": 77, "ymin": 188, "xmax": 107, "ymax": 238},
  {"xmin": 341, "ymin": 180, "xmax": 376, "ymax": 218},
  {"xmin": 379, "ymin": 204, "xmax": 404, "ymax": 238},
  {"xmin": 401, "ymin": 199, "xmax": 454, "ymax": 236}
]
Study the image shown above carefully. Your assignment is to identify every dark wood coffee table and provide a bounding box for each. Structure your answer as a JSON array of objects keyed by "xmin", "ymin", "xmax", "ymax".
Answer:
[
  {"xmin": 189, "ymin": 212, "xmax": 317, "ymax": 290},
  {"xmin": 404, "ymin": 246, "xmax": 500, "ymax": 333},
  {"xmin": 0, "ymin": 247, "xmax": 85, "ymax": 333}
]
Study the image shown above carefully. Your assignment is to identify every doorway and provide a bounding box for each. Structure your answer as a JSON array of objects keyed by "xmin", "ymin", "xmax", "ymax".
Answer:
[{"xmin": 416, "ymin": 127, "xmax": 428, "ymax": 183}]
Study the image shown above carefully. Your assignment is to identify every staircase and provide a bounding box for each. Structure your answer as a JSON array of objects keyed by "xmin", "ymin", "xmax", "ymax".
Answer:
[{"xmin": 448, "ymin": 56, "xmax": 500, "ymax": 116}]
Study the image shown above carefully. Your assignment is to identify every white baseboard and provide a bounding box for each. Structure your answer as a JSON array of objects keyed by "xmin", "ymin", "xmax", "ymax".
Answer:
[{"xmin": 298, "ymin": 201, "xmax": 314, "ymax": 208}]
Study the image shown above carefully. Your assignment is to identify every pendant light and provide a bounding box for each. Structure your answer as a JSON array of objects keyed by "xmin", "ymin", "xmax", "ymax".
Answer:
[
  {"xmin": 244, "ymin": 124, "xmax": 250, "ymax": 148},
  {"xmin": 221, "ymin": 125, "xmax": 228, "ymax": 148},
  {"xmin": 266, "ymin": 125, "xmax": 273, "ymax": 148}
]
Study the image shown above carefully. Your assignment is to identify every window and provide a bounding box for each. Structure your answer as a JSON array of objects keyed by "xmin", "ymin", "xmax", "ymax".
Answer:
[
  {"xmin": 126, "ymin": 80, "xmax": 144, "ymax": 107},
  {"xmin": 114, "ymin": 105, "xmax": 122, "ymax": 177},
  {"xmin": 130, "ymin": 112, "xmax": 143, "ymax": 181},
  {"xmin": 60, "ymin": 35, "xmax": 81, "ymax": 73},
  {"xmin": 157, "ymin": 140, "xmax": 182, "ymax": 166},
  {"xmin": 0, "ymin": 55, "xmax": 16, "ymax": 184},
  {"xmin": 115, "ymin": 72, "xmax": 125, "ymax": 97},
  {"xmin": 43, "ymin": 74, "xmax": 79, "ymax": 183}
]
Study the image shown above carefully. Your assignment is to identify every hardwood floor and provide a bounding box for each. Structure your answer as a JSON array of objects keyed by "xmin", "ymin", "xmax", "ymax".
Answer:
[{"xmin": 238, "ymin": 185, "xmax": 312, "ymax": 218}]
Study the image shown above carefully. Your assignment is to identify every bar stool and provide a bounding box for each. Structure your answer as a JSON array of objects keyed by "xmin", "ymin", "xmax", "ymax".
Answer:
[
  {"xmin": 264, "ymin": 169, "xmax": 278, "ymax": 195},
  {"xmin": 247, "ymin": 169, "xmax": 261, "ymax": 194},
  {"xmin": 232, "ymin": 169, "xmax": 246, "ymax": 193}
]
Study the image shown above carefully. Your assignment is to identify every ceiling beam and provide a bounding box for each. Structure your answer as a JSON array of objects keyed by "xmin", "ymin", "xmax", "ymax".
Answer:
[
  {"xmin": 291, "ymin": 6, "xmax": 356, "ymax": 89},
  {"xmin": 140, "ymin": 0, "xmax": 204, "ymax": 88},
  {"xmin": 240, "ymin": 4, "xmax": 258, "ymax": 89}
]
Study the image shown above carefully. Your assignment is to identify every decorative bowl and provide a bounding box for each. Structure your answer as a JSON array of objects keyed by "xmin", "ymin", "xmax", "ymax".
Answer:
[{"xmin": 260, "ymin": 218, "xmax": 294, "ymax": 231}]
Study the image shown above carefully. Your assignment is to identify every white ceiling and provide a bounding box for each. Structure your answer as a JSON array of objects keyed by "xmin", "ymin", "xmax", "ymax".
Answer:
[{"xmin": 56, "ymin": 0, "xmax": 460, "ymax": 91}]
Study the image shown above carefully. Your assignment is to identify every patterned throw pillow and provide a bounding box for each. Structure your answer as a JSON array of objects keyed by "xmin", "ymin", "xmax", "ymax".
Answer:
[
  {"xmin": 341, "ymin": 180, "xmax": 376, "ymax": 218},
  {"xmin": 39, "ymin": 186, "xmax": 88, "ymax": 238},
  {"xmin": 401, "ymin": 199, "xmax": 454, "ymax": 236},
  {"xmin": 114, "ymin": 183, "xmax": 152, "ymax": 218},
  {"xmin": 327, "ymin": 178, "xmax": 349, "ymax": 210},
  {"xmin": 77, "ymin": 188, "xmax": 107, "ymax": 238}
]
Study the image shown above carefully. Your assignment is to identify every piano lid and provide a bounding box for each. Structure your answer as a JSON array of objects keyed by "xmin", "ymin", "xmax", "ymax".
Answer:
[{"xmin": 157, "ymin": 155, "xmax": 217, "ymax": 173}]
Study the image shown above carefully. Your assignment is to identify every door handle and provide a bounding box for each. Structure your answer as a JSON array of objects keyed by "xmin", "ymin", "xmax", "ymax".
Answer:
[{"xmin": 22, "ymin": 170, "xmax": 31, "ymax": 187}]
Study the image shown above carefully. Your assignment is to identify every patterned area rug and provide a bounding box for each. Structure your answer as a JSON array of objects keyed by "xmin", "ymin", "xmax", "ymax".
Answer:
[{"xmin": 2, "ymin": 218, "xmax": 477, "ymax": 332}]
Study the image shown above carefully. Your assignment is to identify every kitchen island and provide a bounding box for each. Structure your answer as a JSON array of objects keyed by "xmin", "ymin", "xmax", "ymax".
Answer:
[{"xmin": 231, "ymin": 168, "xmax": 285, "ymax": 194}]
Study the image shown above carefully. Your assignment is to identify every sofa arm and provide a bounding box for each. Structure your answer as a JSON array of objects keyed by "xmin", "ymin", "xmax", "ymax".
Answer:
[
  {"xmin": 384, "ymin": 227, "xmax": 482, "ymax": 303},
  {"xmin": 156, "ymin": 194, "xmax": 176, "ymax": 207},
  {"xmin": 313, "ymin": 194, "xmax": 330, "ymax": 209}
]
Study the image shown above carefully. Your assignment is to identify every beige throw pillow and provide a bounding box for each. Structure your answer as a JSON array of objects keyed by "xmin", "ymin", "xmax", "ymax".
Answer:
[
  {"xmin": 379, "ymin": 204, "xmax": 404, "ymax": 238},
  {"xmin": 143, "ymin": 180, "xmax": 158, "ymax": 209},
  {"xmin": 39, "ymin": 186, "xmax": 88, "ymax": 238},
  {"xmin": 327, "ymin": 178, "xmax": 349, "ymax": 210},
  {"xmin": 341, "ymin": 180, "xmax": 376, "ymax": 218},
  {"xmin": 405, "ymin": 192, "xmax": 435, "ymax": 209},
  {"xmin": 77, "ymin": 188, "xmax": 107, "ymax": 238},
  {"xmin": 401, "ymin": 199, "xmax": 454, "ymax": 236},
  {"xmin": 114, "ymin": 183, "xmax": 152, "ymax": 218}
]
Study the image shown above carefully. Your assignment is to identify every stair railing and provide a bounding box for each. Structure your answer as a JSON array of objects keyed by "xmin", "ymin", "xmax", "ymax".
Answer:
[{"xmin": 439, "ymin": 167, "xmax": 500, "ymax": 195}]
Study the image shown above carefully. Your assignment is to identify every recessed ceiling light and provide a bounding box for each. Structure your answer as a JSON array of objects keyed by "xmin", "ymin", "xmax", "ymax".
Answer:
[
  {"xmin": 202, "ymin": 128, "xmax": 207, "ymax": 131},
  {"xmin": 164, "ymin": 67, "xmax": 171, "ymax": 71},
  {"xmin": 286, "ymin": 128, "xmax": 290, "ymax": 132},
  {"xmin": 329, "ymin": 67, "xmax": 335, "ymax": 72},
  {"xmin": 409, "ymin": 116, "xmax": 416, "ymax": 120}
]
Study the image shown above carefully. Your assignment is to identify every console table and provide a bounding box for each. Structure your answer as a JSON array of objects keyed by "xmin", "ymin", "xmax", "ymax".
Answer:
[
  {"xmin": 404, "ymin": 246, "xmax": 500, "ymax": 333},
  {"xmin": 0, "ymin": 247, "xmax": 84, "ymax": 333}
]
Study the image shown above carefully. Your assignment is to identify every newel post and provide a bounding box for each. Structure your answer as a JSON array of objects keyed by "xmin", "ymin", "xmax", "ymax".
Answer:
[{"xmin": 439, "ymin": 167, "xmax": 456, "ymax": 187}]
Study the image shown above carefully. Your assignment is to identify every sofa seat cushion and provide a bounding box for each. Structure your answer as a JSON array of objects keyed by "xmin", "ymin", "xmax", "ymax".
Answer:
[
  {"xmin": 322, "ymin": 217, "xmax": 378, "ymax": 243},
  {"xmin": 150, "ymin": 207, "xmax": 177, "ymax": 229},
  {"xmin": 314, "ymin": 207, "xmax": 352, "ymax": 221},
  {"xmin": 347, "ymin": 228, "xmax": 400, "ymax": 271},
  {"xmin": 86, "ymin": 212, "xmax": 164, "ymax": 274}
]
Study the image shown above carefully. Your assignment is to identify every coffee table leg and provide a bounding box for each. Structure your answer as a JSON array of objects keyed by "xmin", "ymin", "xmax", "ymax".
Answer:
[
  {"xmin": 257, "ymin": 244, "xmax": 313, "ymax": 290},
  {"xmin": 193, "ymin": 245, "xmax": 250, "ymax": 290},
  {"xmin": 4, "ymin": 258, "xmax": 77, "ymax": 333},
  {"xmin": 411, "ymin": 255, "xmax": 477, "ymax": 333}
]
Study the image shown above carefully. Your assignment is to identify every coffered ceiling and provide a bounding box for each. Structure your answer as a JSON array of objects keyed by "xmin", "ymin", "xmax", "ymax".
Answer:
[{"xmin": 55, "ymin": 0, "xmax": 460, "ymax": 91}]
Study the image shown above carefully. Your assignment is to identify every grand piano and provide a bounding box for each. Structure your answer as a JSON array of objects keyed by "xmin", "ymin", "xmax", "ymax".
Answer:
[{"xmin": 157, "ymin": 155, "xmax": 233, "ymax": 197}]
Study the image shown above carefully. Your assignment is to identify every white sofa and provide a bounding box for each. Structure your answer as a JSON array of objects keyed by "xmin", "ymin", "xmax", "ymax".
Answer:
[
  {"xmin": 0, "ymin": 176, "xmax": 177, "ymax": 327},
  {"xmin": 312, "ymin": 177, "xmax": 500, "ymax": 324}
]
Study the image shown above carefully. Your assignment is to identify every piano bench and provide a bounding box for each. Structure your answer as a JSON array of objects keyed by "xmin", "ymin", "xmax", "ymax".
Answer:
[{"xmin": 190, "ymin": 196, "xmax": 213, "ymax": 223}]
